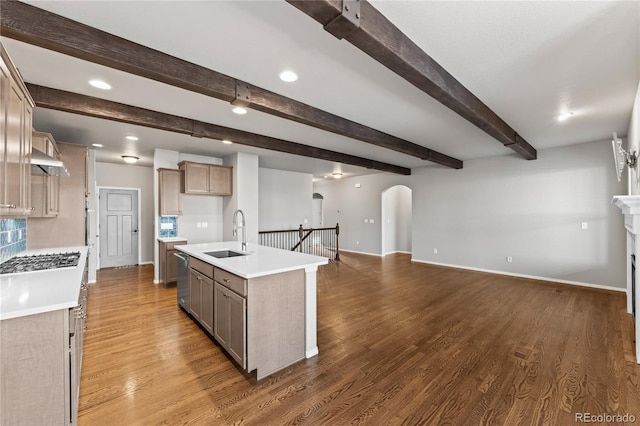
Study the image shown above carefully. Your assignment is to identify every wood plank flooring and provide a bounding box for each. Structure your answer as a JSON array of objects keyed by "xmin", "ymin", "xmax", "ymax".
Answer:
[{"xmin": 79, "ymin": 253, "xmax": 640, "ymax": 425}]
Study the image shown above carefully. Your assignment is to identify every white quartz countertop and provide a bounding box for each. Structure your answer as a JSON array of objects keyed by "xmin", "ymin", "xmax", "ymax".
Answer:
[
  {"xmin": 0, "ymin": 246, "xmax": 88, "ymax": 320},
  {"xmin": 177, "ymin": 242, "xmax": 328, "ymax": 279},
  {"xmin": 157, "ymin": 237, "xmax": 188, "ymax": 243}
]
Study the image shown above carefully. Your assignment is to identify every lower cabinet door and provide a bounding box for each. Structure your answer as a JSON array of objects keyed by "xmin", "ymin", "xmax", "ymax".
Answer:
[
  {"xmin": 227, "ymin": 290, "xmax": 246, "ymax": 369},
  {"xmin": 200, "ymin": 277, "xmax": 214, "ymax": 335},
  {"xmin": 189, "ymin": 270, "xmax": 202, "ymax": 320},
  {"xmin": 214, "ymin": 282, "xmax": 229, "ymax": 346}
]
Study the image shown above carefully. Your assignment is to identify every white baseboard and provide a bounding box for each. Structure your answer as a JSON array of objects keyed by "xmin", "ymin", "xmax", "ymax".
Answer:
[
  {"xmin": 340, "ymin": 248, "xmax": 383, "ymax": 257},
  {"xmin": 139, "ymin": 261, "xmax": 154, "ymax": 265},
  {"xmin": 383, "ymin": 250, "xmax": 412, "ymax": 256},
  {"xmin": 153, "ymin": 279, "xmax": 160, "ymax": 284},
  {"xmin": 411, "ymin": 258, "xmax": 626, "ymax": 293}
]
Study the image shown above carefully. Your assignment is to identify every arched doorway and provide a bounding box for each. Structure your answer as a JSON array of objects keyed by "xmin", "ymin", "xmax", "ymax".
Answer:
[
  {"xmin": 381, "ymin": 185, "xmax": 412, "ymax": 255},
  {"xmin": 312, "ymin": 193, "xmax": 324, "ymax": 228}
]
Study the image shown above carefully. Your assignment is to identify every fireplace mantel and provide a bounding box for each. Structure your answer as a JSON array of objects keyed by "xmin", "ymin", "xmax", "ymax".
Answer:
[{"xmin": 612, "ymin": 195, "xmax": 640, "ymax": 364}]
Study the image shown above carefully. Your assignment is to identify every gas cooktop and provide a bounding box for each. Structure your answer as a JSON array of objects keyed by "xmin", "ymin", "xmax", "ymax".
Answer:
[{"xmin": 0, "ymin": 252, "xmax": 81, "ymax": 274}]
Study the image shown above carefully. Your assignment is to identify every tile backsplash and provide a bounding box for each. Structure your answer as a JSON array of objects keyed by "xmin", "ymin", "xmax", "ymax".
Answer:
[
  {"xmin": 0, "ymin": 218, "xmax": 27, "ymax": 263},
  {"xmin": 159, "ymin": 216, "xmax": 177, "ymax": 238}
]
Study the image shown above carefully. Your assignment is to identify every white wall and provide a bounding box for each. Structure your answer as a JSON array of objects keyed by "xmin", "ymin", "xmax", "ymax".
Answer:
[
  {"xmin": 223, "ymin": 152, "xmax": 259, "ymax": 244},
  {"xmin": 95, "ymin": 161, "xmax": 154, "ymax": 264},
  {"xmin": 259, "ymin": 168, "xmax": 312, "ymax": 231},
  {"xmin": 629, "ymin": 81, "xmax": 640, "ymax": 195},
  {"xmin": 315, "ymin": 139, "xmax": 626, "ymax": 289}
]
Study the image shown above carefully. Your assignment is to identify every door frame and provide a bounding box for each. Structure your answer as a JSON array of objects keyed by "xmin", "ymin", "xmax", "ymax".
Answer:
[{"xmin": 96, "ymin": 186, "xmax": 142, "ymax": 269}]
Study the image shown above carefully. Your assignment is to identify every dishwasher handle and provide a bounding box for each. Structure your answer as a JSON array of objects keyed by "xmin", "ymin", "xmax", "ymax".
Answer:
[{"xmin": 174, "ymin": 252, "xmax": 188, "ymax": 262}]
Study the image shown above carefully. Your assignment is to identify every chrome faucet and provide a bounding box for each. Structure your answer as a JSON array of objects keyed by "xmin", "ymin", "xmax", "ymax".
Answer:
[{"xmin": 232, "ymin": 209, "xmax": 247, "ymax": 252}]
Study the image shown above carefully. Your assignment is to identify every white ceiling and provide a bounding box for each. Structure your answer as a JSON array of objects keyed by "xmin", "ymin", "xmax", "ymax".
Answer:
[{"xmin": 1, "ymin": 0, "xmax": 638, "ymax": 180}]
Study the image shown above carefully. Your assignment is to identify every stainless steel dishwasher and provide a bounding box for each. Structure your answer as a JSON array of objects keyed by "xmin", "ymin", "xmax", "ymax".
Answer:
[{"xmin": 174, "ymin": 252, "xmax": 189, "ymax": 311}]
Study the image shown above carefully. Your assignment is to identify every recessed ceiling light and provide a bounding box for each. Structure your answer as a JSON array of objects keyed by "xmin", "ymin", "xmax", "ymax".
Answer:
[
  {"xmin": 121, "ymin": 155, "xmax": 139, "ymax": 164},
  {"xmin": 222, "ymin": 139, "xmax": 233, "ymax": 145},
  {"xmin": 232, "ymin": 106, "xmax": 248, "ymax": 115},
  {"xmin": 92, "ymin": 143, "xmax": 103, "ymax": 148},
  {"xmin": 89, "ymin": 79, "xmax": 112, "ymax": 90},
  {"xmin": 332, "ymin": 172, "xmax": 343, "ymax": 179},
  {"xmin": 279, "ymin": 70, "xmax": 298, "ymax": 82},
  {"xmin": 125, "ymin": 135, "xmax": 139, "ymax": 141},
  {"xmin": 555, "ymin": 112, "xmax": 574, "ymax": 122}
]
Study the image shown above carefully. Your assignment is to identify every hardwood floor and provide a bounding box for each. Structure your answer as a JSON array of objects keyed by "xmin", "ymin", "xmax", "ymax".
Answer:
[{"xmin": 79, "ymin": 253, "xmax": 639, "ymax": 425}]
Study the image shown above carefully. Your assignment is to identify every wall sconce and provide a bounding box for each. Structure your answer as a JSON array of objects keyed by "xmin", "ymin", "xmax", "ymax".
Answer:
[{"xmin": 612, "ymin": 132, "xmax": 637, "ymax": 182}]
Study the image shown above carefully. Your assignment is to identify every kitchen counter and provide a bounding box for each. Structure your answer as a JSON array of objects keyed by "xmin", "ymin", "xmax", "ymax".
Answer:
[
  {"xmin": 0, "ymin": 246, "xmax": 88, "ymax": 320},
  {"xmin": 176, "ymin": 241, "xmax": 328, "ymax": 279},
  {"xmin": 157, "ymin": 236, "xmax": 188, "ymax": 243}
]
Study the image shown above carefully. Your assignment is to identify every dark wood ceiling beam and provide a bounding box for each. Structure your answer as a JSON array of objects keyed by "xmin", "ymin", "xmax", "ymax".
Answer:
[
  {"xmin": 286, "ymin": 0, "xmax": 537, "ymax": 160},
  {"xmin": 26, "ymin": 83, "xmax": 411, "ymax": 175},
  {"xmin": 1, "ymin": 0, "xmax": 462, "ymax": 169}
]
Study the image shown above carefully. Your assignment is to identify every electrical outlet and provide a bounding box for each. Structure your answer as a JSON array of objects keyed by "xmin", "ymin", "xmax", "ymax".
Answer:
[
  {"xmin": 364, "ymin": 219, "xmax": 369, "ymax": 223},
  {"xmin": 202, "ymin": 222, "xmax": 208, "ymax": 228},
  {"xmin": 356, "ymin": 240, "xmax": 360, "ymax": 245},
  {"xmin": 581, "ymin": 222, "xmax": 588, "ymax": 230},
  {"xmin": 506, "ymin": 256, "xmax": 513, "ymax": 263},
  {"xmin": 369, "ymin": 219, "xmax": 375, "ymax": 224},
  {"xmin": 433, "ymin": 248, "xmax": 438, "ymax": 254},
  {"xmin": 196, "ymin": 222, "xmax": 202, "ymax": 228}
]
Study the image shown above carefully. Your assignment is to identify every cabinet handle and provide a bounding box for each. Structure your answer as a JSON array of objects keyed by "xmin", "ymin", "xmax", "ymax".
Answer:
[
  {"xmin": 223, "ymin": 278, "xmax": 230, "ymax": 283},
  {"xmin": 0, "ymin": 204, "xmax": 16, "ymax": 209}
]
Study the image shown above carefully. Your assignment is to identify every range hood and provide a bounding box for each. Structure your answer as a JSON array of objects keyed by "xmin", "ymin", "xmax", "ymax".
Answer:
[{"xmin": 31, "ymin": 148, "xmax": 70, "ymax": 176}]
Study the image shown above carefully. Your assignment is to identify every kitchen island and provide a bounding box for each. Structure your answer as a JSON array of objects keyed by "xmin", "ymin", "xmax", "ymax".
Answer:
[
  {"xmin": 0, "ymin": 246, "xmax": 88, "ymax": 425},
  {"xmin": 176, "ymin": 241, "xmax": 328, "ymax": 379}
]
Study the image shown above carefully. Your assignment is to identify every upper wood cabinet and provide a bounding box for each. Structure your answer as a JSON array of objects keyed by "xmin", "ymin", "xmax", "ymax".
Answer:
[
  {"xmin": 31, "ymin": 131, "xmax": 61, "ymax": 218},
  {"xmin": 0, "ymin": 42, "xmax": 34, "ymax": 217},
  {"xmin": 178, "ymin": 161, "xmax": 232, "ymax": 196},
  {"xmin": 158, "ymin": 168, "xmax": 182, "ymax": 215}
]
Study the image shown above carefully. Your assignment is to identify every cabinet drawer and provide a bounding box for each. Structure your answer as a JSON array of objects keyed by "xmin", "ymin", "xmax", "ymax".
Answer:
[
  {"xmin": 215, "ymin": 267, "xmax": 247, "ymax": 297},
  {"xmin": 190, "ymin": 257, "xmax": 213, "ymax": 279},
  {"xmin": 166, "ymin": 240, "xmax": 187, "ymax": 251}
]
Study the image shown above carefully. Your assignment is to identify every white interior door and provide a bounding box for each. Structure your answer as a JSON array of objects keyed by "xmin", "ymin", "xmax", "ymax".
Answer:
[
  {"xmin": 99, "ymin": 188, "xmax": 138, "ymax": 268},
  {"xmin": 312, "ymin": 198, "xmax": 323, "ymax": 228}
]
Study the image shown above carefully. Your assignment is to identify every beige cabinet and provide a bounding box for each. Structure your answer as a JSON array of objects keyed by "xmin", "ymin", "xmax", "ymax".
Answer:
[
  {"xmin": 0, "ymin": 43, "xmax": 34, "ymax": 217},
  {"xmin": 188, "ymin": 257, "xmax": 214, "ymax": 333},
  {"xmin": 1, "ymin": 275, "xmax": 87, "ymax": 425},
  {"xmin": 31, "ymin": 131, "xmax": 61, "ymax": 217},
  {"xmin": 214, "ymin": 283, "xmax": 246, "ymax": 368},
  {"xmin": 158, "ymin": 239, "xmax": 187, "ymax": 287},
  {"xmin": 178, "ymin": 161, "xmax": 232, "ymax": 196},
  {"xmin": 158, "ymin": 168, "xmax": 182, "ymax": 215}
]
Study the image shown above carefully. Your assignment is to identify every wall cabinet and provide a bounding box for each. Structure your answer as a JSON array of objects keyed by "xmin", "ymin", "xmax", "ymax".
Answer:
[
  {"xmin": 158, "ymin": 239, "xmax": 187, "ymax": 287},
  {"xmin": 178, "ymin": 161, "xmax": 232, "ymax": 196},
  {"xmin": 189, "ymin": 257, "xmax": 214, "ymax": 334},
  {"xmin": 0, "ymin": 43, "xmax": 34, "ymax": 217},
  {"xmin": 158, "ymin": 168, "xmax": 182, "ymax": 215},
  {"xmin": 31, "ymin": 131, "xmax": 61, "ymax": 217}
]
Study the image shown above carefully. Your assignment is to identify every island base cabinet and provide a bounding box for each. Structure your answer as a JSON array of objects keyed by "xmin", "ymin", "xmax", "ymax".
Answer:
[
  {"xmin": 214, "ymin": 281, "xmax": 246, "ymax": 369},
  {"xmin": 1, "ymin": 308, "xmax": 78, "ymax": 425},
  {"xmin": 189, "ymin": 269, "xmax": 202, "ymax": 321}
]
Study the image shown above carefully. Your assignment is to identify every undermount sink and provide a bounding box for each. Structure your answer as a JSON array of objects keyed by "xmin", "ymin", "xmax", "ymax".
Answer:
[{"xmin": 204, "ymin": 250, "xmax": 248, "ymax": 259}]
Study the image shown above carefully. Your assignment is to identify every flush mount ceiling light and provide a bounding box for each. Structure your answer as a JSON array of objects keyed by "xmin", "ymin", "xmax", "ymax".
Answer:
[
  {"xmin": 89, "ymin": 79, "xmax": 111, "ymax": 90},
  {"xmin": 332, "ymin": 172, "xmax": 343, "ymax": 179},
  {"xmin": 232, "ymin": 106, "xmax": 248, "ymax": 115},
  {"xmin": 121, "ymin": 155, "xmax": 139, "ymax": 164},
  {"xmin": 91, "ymin": 143, "xmax": 103, "ymax": 148},
  {"xmin": 279, "ymin": 70, "xmax": 298, "ymax": 82},
  {"xmin": 555, "ymin": 111, "xmax": 574, "ymax": 122},
  {"xmin": 125, "ymin": 135, "xmax": 139, "ymax": 141},
  {"xmin": 222, "ymin": 139, "xmax": 233, "ymax": 145}
]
